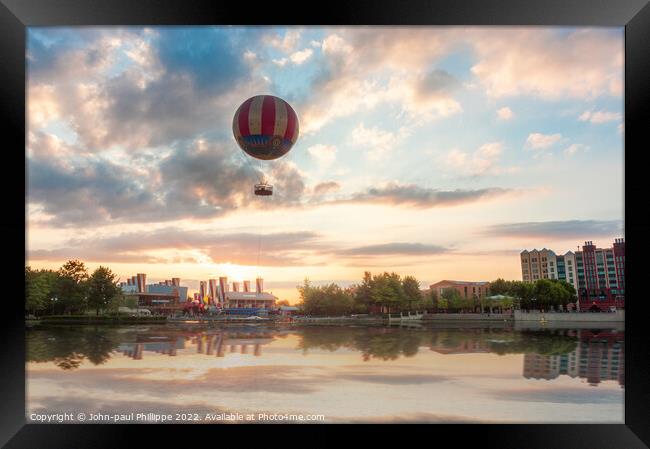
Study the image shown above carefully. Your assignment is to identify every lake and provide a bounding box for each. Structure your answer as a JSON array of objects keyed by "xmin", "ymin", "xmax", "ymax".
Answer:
[{"xmin": 26, "ymin": 323, "xmax": 624, "ymax": 423}]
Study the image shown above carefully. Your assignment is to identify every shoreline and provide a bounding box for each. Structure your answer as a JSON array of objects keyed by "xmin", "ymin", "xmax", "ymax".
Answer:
[
  {"xmin": 28, "ymin": 310, "xmax": 625, "ymax": 328},
  {"xmin": 28, "ymin": 317, "xmax": 625, "ymax": 331}
]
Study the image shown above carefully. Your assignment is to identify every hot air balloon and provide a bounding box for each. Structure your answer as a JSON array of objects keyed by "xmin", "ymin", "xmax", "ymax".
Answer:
[{"xmin": 232, "ymin": 95, "xmax": 299, "ymax": 196}]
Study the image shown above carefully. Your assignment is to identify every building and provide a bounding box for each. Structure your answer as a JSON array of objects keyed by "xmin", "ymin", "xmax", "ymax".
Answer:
[
  {"xmin": 555, "ymin": 251, "xmax": 578, "ymax": 290},
  {"xmin": 121, "ymin": 273, "xmax": 279, "ymax": 314},
  {"xmin": 119, "ymin": 274, "xmax": 188, "ymax": 313},
  {"xmin": 224, "ymin": 292, "xmax": 277, "ymax": 309},
  {"xmin": 188, "ymin": 276, "xmax": 278, "ymax": 310},
  {"xmin": 575, "ymin": 238, "xmax": 625, "ymax": 310},
  {"xmin": 223, "ymin": 278, "xmax": 276, "ymax": 308},
  {"xmin": 278, "ymin": 305, "xmax": 299, "ymax": 317},
  {"xmin": 520, "ymin": 249, "xmax": 578, "ymax": 290},
  {"xmin": 429, "ymin": 280, "xmax": 490, "ymax": 299}
]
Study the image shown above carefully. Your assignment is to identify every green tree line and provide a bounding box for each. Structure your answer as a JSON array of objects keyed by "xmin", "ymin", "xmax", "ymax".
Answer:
[
  {"xmin": 489, "ymin": 278, "xmax": 577, "ymax": 311},
  {"xmin": 298, "ymin": 272, "xmax": 432, "ymax": 316},
  {"xmin": 26, "ymin": 260, "xmax": 124, "ymax": 316},
  {"xmin": 297, "ymin": 272, "xmax": 578, "ymax": 316},
  {"xmin": 426, "ymin": 287, "xmax": 515, "ymax": 313}
]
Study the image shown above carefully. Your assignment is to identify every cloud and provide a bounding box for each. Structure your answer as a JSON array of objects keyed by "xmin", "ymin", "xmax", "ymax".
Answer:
[
  {"xmin": 525, "ymin": 133, "xmax": 562, "ymax": 150},
  {"xmin": 298, "ymin": 30, "xmax": 460, "ymax": 133},
  {"xmin": 243, "ymin": 50, "xmax": 256, "ymax": 61},
  {"xmin": 416, "ymin": 69, "xmax": 461, "ymax": 99},
  {"xmin": 350, "ymin": 123, "xmax": 402, "ymax": 161},
  {"xmin": 307, "ymin": 144, "xmax": 338, "ymax": 167},
  {"xmin": 28, "ymin": 228, "xmax": 327, "ymax": 267},
  {"xmin": 289, "ymin": 48, "xmax": 313, "ymax": 65},
  {"xmin": 496, "ymin": 107, "xmax": 513, "ymax": 120},
  {"xmin": 27, "ymin": 135, "xmax": 307, "ymax": 226},
  {"xmin": 27, "ymin": 27, "xmax": 266, "ymax": 151},
  {"xmin": 342, "ymin": 183, "xmax": 515, "ymax": 208},
  {"xmin": 156, "ymin": 28, "xmax": 248, "ymax": 92},
  {"xmin": 268, "ymin": 29, "xmax": 302, "ymax": 52},
  {"xmin": 302, "ymin": 28, "xmax": 621, "ymax": 134},
  {"xmin": 320, "ymin": 33, "xmax": 353, "ymax": 55},
  {"xmin": 483, "ymin": 220, "xmax": 624, "ymax": 239},
  {"xmin": 469, "ymin": 28, "xmax": 622, "ymax": 99},
  {"xmin": 578, "ymin": 110, "xmax": 622, "ymax": 124},
  {"xmin": 312, "ymin": 181, "xmax": 341, "ymax": 196},
  {"xmin": 445, "ymin": 142, "xmax": 512, "ymax": 177},
  {"xmin": 341, "ymin": 243, "xmax": 449, "ymax": 257},
  {"xmin": 564, "ymin": 143, "xmax": 589, "ymax": 156}
]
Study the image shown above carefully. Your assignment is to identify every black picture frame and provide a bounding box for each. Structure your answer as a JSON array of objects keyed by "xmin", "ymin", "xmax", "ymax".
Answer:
[{"xmin": 2, "ymin": 0, "xmax": 649, "ymax": 447}]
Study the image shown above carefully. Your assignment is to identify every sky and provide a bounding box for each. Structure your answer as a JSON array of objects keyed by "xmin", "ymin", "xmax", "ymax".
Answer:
[{"xmin": 26, "ymin": 26, "xmax": 625, "ymax": 303}]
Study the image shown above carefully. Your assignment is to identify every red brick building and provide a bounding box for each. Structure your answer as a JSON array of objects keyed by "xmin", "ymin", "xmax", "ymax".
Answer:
[
  {"xmin": 576, "ymin": 238, "xmax": 625, "ymax": 311},
  {"xmin": 429, "ymin": 280, "xmax": 490, "ymax": 299}
]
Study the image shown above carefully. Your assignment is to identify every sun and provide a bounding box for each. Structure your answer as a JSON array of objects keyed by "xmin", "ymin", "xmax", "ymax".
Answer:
[{"xmin": 215, "ymin": 263, "xmax": 257, "ymax": 283}]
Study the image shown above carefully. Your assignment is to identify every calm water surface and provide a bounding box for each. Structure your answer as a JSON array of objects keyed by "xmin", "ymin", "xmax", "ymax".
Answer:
[{"xmin": 26, "ymin": 323, "xmax": 624, "ymax": 423}]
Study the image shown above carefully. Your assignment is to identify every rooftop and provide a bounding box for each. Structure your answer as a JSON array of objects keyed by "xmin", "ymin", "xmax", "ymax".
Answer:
[
  {"xmin": 226, "ymin": 292, "xmax": 277, "ymax": 301},
  {"xmin": 430, "ymin": 280, "xmax": 490, "ymax": 286}
]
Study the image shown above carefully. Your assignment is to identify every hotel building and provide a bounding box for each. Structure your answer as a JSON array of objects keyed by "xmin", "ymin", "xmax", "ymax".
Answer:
[
  {"xmin": 520, "ymin": 238, "xmax": 624, "ymax": 311},
  {"xmin": 575, "ymin": 238, "xmax": 625, "ymax": 310},
  {"xmin": 520, "ymin": 249, "xmax": 578, "ymax": 291}
]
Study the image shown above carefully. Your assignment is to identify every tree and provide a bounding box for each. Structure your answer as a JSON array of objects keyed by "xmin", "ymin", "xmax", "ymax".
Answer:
[
  {"xmin": 429, "ymin": 289, "xmax": 438, "ymax": 309},
  {"xmin": 442, "ymin": 288, "xmax": 463, "ymax": 311},
  {"xmin": 56, "ymin": 260, "xmax": 89, "ymax": 314},
  {"xmin": 87, "ymin": 266, "xmax": 120, "ymax": 315},
  {"xmin": 437, "ymin": 295, "xmax": 449, "ymax": 311},
  {"xmin": 510, "ymin": 281, "xmax": 535, "ymax": 310},
  {"xmin": 533, "ymin": 279, "xmax": 551, "ymax": 310},
  {"xmin": 371, "ymin": 272, "xmax": 406, "ymax": 313},
  {"xmin": 354, "ymin": 271, "xmax": 374, "ymax": 311},
  {"xmin": 553, "ymin": 280, "xmax": 577, "ymax": 309},
  {"xmin": 109, "ymin": 294, "xmax": 137, "ymax": 313},
  {"xmin": 276, "ymin": 299, "xmax": 290, "ymax": 307},
  {"xmin": 489, "ymin": 278, "xmax": 511, "ymax": 296},
  {"xmin": 402, "ymin": 276, "xmax": 422, "ymax": 310},
  {"xmin": 297, "ymin": 279, "xmax": 357, "ymax": 316},
  {"xmin": 25, "ymin": 267, "xmax": 59, "ymax": 316}
]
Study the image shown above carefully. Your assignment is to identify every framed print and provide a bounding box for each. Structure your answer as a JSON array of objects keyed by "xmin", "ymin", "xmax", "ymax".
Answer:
[{"xmin": 2, "ymin": 0, "xmax": 649, "ymax": 447}]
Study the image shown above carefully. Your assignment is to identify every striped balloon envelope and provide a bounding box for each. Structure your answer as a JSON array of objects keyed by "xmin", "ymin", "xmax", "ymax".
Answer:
[{"xmin": 232, "ymin": 95, "xmax": 299, "ymax": 160}]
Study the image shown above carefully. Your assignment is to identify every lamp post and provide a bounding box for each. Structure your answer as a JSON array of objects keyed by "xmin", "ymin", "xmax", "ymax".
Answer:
[{"xmin": 51, "ymin": 296, "xmax": 58, "ymax": 315}]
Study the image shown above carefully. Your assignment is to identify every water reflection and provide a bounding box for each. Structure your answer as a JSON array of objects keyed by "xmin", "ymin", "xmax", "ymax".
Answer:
[
  {"xmin": 26, "ymin": 324, "xmax": 624, "ymax": 388},
  {"xmin": 118, "ymin": 329, "xmax": 279, "ymax": 359},
  {"xmin": 523, "ymin": 330, "xmax": 624, "ymax": 387}
]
